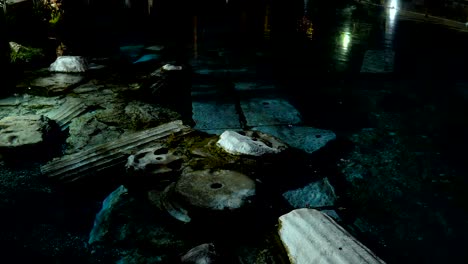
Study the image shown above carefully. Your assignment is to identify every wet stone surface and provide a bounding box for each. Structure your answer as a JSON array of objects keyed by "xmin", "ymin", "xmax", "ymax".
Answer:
[{"xmin": 1, "ymin": 1, "xmax": 468, "ymax": 264}]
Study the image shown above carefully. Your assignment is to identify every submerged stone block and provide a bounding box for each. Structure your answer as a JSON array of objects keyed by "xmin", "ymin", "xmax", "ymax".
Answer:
[
  {"xmin": 360, "ymin": 50, "xmax": 395, "ymax": 73},
  {"xmin": 192, "ymin": 102, "xmax": 241, "ymax": 131},
  {"xmin": 89, "ymin": 185, "xmax": 128, "ymax": 245},
  {"xmin": 253, "ymin": 125, "xmax": 336, "ymax": 154},
  {"xmin": 240, "ymin": 98, "xmax": 302, "ymax": 127},
  {"xmin": 120, "ymin": 45, "xmax": 145, "ymax": 61},
  {"xmin": 282, "ymin": 177, "xmax": 337, "ymax": 208},
  {"xmin": 30, "ymin": 74, "xmax": 85, "ymax": 95},
  {"xmin": 133, "ymin": 54, "xmax": 160, "ymax": 64}
]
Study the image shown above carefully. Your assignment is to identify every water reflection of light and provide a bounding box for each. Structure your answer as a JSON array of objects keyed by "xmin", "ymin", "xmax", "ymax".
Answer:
[
  {"xmin": 298, "ymin": 16, "xmax": 314, "ymax": 40},
  {"xmin": 342, "ymin": 32, "xmax": 351, "ymax": 50},
  {"xmin": 388, "ymin": 0, "xmax": 398, "ymax": 22},
  {"xmin": 264, "ymin": 4, "xmax": 272, "ymax": 40}
]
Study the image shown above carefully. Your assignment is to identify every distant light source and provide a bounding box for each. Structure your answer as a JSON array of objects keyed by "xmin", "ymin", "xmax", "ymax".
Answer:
[{"xmin": 389, "ymin": 0, "xmax": 398, "ymax": 21}]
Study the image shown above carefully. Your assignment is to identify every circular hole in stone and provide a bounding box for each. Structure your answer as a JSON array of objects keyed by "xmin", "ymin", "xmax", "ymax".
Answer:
[
  {"xmin": 338, "ymin": 247, "xmax": 343, "ymax": 250},
  {"xmin": 135, "ymin": 152, "xmax": 146, "ymax": 160},
  {"xmin": 8, "ymin": 135, "xmax": 18, "ymax": 144},
  {"xmin": 156, "ymin": 157, "xmax": 163, "ymax": 161},
  {"xmin": 315, "ymin": 134, "xmax": 322, "ymax": 138},
  {"xmin": 210, "ymin": 183, "xmax": 223, "ymax": 189},
  {"xmin": 154, "ymin": 147, "xmax": 169, "ymax": 155}
]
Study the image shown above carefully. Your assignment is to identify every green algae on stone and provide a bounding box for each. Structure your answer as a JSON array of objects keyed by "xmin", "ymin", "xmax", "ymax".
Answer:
[
  {"xmin": 94, "ymin": 101, "xmax": 181, "ymax": 132},
  {"xmin": 164, "ymin": 131, "xmax": 253, "ymax": 174},
  {"xmin": 9, "ymin": 42, "xmax": 45, "ymax": 64}
]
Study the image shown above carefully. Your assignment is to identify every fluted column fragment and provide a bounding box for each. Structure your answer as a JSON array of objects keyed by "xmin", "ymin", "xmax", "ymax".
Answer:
[{"xmin": 41, "ymin": 120, "xmax": 191, "ymax": 182}]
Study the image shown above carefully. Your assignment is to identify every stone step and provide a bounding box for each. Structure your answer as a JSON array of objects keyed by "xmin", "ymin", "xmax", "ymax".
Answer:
[
  {"xmin": 45, "ymin": 97, "xmax": 88, "ymax": 130},
  {"xmin": 41, "ymin": 120, "xmax": 192, "ymax": 182}
]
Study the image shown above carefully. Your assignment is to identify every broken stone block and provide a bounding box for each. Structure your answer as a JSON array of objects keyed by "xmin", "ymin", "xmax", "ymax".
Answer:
[
  {"xmin": 65, "ymin": 112, "xmax": 124, "ymax": 154},
  {"xmin": 253, "ymin": 125, "xmax": 336, "ymax": 154},
  {"xmin": 278, "ymin": 209, "xmax": 386, "ymax": 264},
  {"xmin": 192, "ymin": 102, "xmax": 241, "ymax": 132},
  {"xmin": 64, "ymin": 101, "xmax": 181, "ymax": 154},
  {"xmin": 217, "ymin": 130, "xmax": 288, "ymax": 156},
  {"xmin": 156, "ymin": 183, "xmax": 192, "ymax": 223},
  {"xmin": 89, "ymin": 184, "xmax": 189, "ymax": 262},
  {"xmin": 240, "ymin": 98, "xmax": 302, "ymax": 127},
  {"xmin": 41, "ymin": 120, "xmax": 191, "ymax": 182},
  {"xmin": 45, "ymin": 97, "xmax": 88, "ymax": 130},
  {"xmin": 175, "ymin": 169, "xmax": 255, "ymax": 211},
  {"xmin": 161, "ymin": 64, "xmax": 182, "ymax": 71},
  {"xmin": 29, "ymin": 74, "xmax": 85, "ymax": 95},
  {"xmin": 49, "ymin": 56, "xmax": 88, "ymax": 73},
  {"xmin": 89, "ymin": 185, "xmax": 128, "ymax": 245},
  {"xmin": 145, "ymin": 45, "xmax": 165, "ymax": 52},
  {"xmin": 120, "ymin": 45, "xmax": 144, "ymax": 61},
  {"xmin": 138, "ymin": 65, "xmax": 193, "ymax": 124},
  {"xmin": 133, "ymin": 54, "xmax": 160, "ymax": 64},
  {"xmin": 0, "ymin": 115, "xmax": 57, "ymax": 149},
  {"xmin": 123, "ymin": 101, "xmax": 182, "ymax": 130},
  {"xmin": 181, "ymin": 243, "xmax": 218, "ymax": 264},
  {"xmin": 125, "ymin": 144, "xmax": 182, "ymax": 177},
  {"xmin": 360, "ymin": 50, "xmax": 395, "ymax": 73},
  {"xmin": 282, "ymin": 177, "xmax": 337, "ymax": 209}
]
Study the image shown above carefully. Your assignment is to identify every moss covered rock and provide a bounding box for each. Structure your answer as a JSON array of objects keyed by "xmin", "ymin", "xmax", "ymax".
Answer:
[{"xmin": 9, "ymin": 41, "xmax": 45, "ymax": 64}]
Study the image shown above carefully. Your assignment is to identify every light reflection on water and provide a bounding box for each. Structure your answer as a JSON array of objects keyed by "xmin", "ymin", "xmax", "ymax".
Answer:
[
  {"xmin": 336, "ymin": 3, "xmax": 356, "ymax": 63},
  {"xmin": 190, "ymin": 0, "xmax": 397, "ymax": 72},
  {"xmin": 388, "ymin": 0, "xmax": 398, "ymax": 22},
  {"xmin": 341, "ymin": 24, "xmax": 352, "ymax": 52},
  {"xmin": 341, "ymin": 32, "xmax": 351, "ymax": 50},
  {"xmin": 299, "ymin": 16, "xmax": 314, "ymax": 40},
  {"xmin": 385, "ymin": 0, "xmax": 399, "ymax": 49},
  {"xmin": 264, "ymin": 4, "xmax": 272, "ymax": 40},
  {"xmin": 334, "ymin": 20, "xmax": 353, "ymax": 72}
]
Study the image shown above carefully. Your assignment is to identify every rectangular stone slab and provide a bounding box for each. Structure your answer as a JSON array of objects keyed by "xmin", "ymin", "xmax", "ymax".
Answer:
[
  {"xmin": 192, "ymin": 102, "xmax": 241, "ymax": 131},
  {"xmin": 30, "ymin": 74, "xmax": 86, "ymax": 95},
  {"xmin": 360, "ymin": 50, "xmax": 395, "ymax": 73},
  {"xmin": 279, "ymin": 208, "xmax": 386, "ymax": 264},
  {"xmin": 240, "ymin": 98, "xmax": 302, "ymax": 127},
  {"xmin": 253, "ymin": 125, "xmax": 336, "ymax": 154},
  {"xmin": 41, "ymin": 120, "xmax": 192, "ymax": 182}
]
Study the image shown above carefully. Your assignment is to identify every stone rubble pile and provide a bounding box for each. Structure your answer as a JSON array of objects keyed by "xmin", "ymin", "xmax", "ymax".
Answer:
[{"xmin": 0, "ymin": 61, "xmax": 385, "ymax": 263}]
